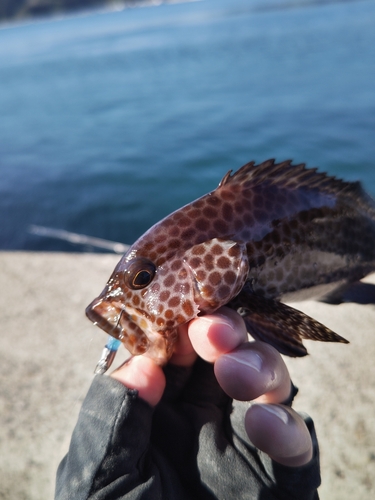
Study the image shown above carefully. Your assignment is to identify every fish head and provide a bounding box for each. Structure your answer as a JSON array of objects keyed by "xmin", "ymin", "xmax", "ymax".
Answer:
[{"xmin": 86, "ymin": 238, "xmax": 248, "ymax": 364}]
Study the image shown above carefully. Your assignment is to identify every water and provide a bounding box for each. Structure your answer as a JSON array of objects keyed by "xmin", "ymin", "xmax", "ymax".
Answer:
[{"xmin": 0, "ymin": 0, "xmax": 374, "ymax": 252}]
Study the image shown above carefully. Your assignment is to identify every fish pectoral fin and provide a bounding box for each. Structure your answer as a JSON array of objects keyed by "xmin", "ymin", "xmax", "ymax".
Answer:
[
  {"xmin": 185, "ymin": 238, "xmax": 249, "ymax": 312},
  {"xmin": 229, "ymin": 292, "xmax": 349, "ymax": 357}
]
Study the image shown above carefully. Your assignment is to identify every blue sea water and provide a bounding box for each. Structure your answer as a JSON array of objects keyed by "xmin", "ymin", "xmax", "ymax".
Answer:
[{"xmin": 0, "ymin": 0, "xmax": 374, "ymax": 252}]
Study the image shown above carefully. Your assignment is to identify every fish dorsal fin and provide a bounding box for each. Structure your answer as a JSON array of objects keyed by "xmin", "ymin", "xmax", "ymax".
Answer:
[
  {"xmin": 218, "ymin": 158, "xmax": 364, "ymax": 198},
  {"xmin": 218, "ymin": 159, "xmax": 375, "ymax": 218}
]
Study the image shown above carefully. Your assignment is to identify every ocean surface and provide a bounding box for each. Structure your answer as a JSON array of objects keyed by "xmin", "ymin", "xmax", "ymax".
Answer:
[{"xmin": 0, "ymin": 0, "xmax": 374, "ymax": 252}]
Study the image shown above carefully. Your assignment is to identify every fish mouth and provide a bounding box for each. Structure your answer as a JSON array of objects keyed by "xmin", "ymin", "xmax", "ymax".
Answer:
[{"xmin": 85, "ymin": 298, "xmax": 124, "ymax": 339}]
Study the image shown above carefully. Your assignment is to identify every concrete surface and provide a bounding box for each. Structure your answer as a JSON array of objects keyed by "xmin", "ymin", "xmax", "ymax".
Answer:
[{"xmin": 0, "ymin": 252, "xmax": 374, "ymax": 499}]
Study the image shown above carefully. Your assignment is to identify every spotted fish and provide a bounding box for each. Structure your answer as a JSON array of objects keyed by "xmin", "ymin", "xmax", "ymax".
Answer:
[{"xmin": 86, "ymin": 159, "xmax": 375, "ymax": 364}]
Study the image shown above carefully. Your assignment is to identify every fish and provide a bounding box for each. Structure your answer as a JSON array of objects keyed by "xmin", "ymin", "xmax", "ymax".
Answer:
[{"xmin": 86, "ymin": 159, "xmax": 375, "ymax": 366}]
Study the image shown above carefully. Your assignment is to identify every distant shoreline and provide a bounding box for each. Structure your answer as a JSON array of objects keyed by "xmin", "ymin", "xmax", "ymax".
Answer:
[{"xmin": 0, "ymin": 0, "xmax": 198, "ymax": 24}]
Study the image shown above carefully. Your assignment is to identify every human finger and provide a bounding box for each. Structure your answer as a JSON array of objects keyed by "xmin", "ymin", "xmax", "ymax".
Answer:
[
  {"xmin": 187, "ymin": 306, "xmax": 248, "ymax": 363},
  {"xmin": 110, "ymin": 355, "xmax": 166, "ymax": 407},
  {"xmin": 214, "ymin": 341, "xmax": 291, "ymax": 403},
  {"xmin": 169, "ymin": 322, "xmax": 198, "ymax": 367},
  {"xmin": 245, "ymin": 404, "xmax": 313, "ymax": 466}
]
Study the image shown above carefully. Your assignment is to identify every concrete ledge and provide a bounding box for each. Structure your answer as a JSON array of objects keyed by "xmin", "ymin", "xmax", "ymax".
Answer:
[{"xmin": 0, "ymin": 252, "xmax": 374, "ymax": 499}]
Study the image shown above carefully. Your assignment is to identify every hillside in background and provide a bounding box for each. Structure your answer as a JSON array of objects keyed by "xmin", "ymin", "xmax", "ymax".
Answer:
[{"xmin": 0, "ymin": 0, "xmax": 136, "ymax": 21}]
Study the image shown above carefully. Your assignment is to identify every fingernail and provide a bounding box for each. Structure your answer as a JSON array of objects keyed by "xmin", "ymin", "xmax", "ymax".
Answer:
[
  {"xmin": 224, "ymin": 349, "xmax": 263, "ymax": 372},
  {"xmin": 205, "ymin": 314, "xmax": 235, "ymax": 329},
  {"xmin": 258, "ymin": 404, "xmax": 289, "ymax": 424}
]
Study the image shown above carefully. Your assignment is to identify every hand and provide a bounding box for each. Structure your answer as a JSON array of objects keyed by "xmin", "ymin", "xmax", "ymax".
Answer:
[{"xmin": 111, "ymin": 306, "xmax": 313, "ymax": 467}]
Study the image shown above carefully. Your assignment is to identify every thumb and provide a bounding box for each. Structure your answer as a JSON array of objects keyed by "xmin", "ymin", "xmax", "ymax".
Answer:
[{"xmin": 111, "ymin": 355, "xmax": 166, "ymax": 407}]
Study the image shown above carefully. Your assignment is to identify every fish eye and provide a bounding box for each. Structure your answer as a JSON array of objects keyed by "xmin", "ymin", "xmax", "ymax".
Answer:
[{"xmin": 123, "ymin": 258, "xmax": 156, "ymax": 290}]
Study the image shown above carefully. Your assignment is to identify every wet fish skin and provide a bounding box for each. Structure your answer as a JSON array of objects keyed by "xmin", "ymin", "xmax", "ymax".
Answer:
[{"xmin": 86, "ymin": 159, "xmax": 375, "ymax": 363}]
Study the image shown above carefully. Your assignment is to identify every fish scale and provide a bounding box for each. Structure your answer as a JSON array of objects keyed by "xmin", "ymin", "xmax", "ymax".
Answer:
[{"xmin": 86, "ymin": 159, "xmax": 375, "ymax": 370}]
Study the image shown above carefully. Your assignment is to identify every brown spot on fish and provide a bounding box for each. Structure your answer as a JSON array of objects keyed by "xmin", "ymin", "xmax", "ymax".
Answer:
[
  {"xmin": 193, "ymin": 199, "xmax": 205, "ymax": 209},
  {"xmin": 164, "ymin": 275, "xmax": 175, "ymax": 287},
  {"xmin": 168, "ymin": 296, "xmax": 180, "ymax": 308},
  {"xmin": 143, "ymin": 242, "xmax": 154, "ymax": 251},
  {"xmin": 222, "ymin": 202, "xmax": 234, "ymax": 221},
  {"xmin": 165, "ymin": 309, "xmax": 174, "ymax": 320},
  {"xmin": 169, "ymin": 226, "xmax": 180, "ymax": 237},
  {"xmin": 171, "ymin": 259, "xmax": 183, "ymax": 271},
  {"xmin": 195, "ymin": 218, "xmax": 210, "ymax": 231},
  {"xmin": 209, "ymin": 271, "xmax": 222, "ymax": 286},
  {"xmin": 150, "ymin": 283, "xmax": 160, "ymax": 293},
  {"xmin": 155, "ymin": 233, "xmax": 166, "ymax": 244},
  {"xmin": 224, "ymin": 270, "xmax": 236, "ymax": 285},
  {"xmin": 192, "ymin": 245, "xmax": 205, "ymax": 255},
  {"xmin": 132, "ymin": 295, "xmax": 140, "ymax": 306},
  {"xmin": 217, "ymin": 256, "xmax": 230, "ymax": 269},
  {"xmin": 190, "ymin": 257, "xmax": 202, "ymax": 269},
  {"xmin": 228, "ymin": 245, "xmax": 242, "ymax": 258},
  {"xmin": 213, "ymin": 220, "xmax": 229, "ymax": 233},
  {"xmin": 169, "ymin": 238, "xmax": 181, "ymax": 249},
  {"xmin": 181, "ymin": 228, "xmax": 196, "ymax": 239},
  {"xmin": 156, "ymin": 245, "xmax": 167, "ymax": 254},
  {"xmin": 159, "ymin": 290, "xmax": 170, "ymax": 301},
  {"xmin": 196, "ymin": 269, "xmax": 207, "ymax": 281},
  {"xmin": 182, "ymin": 300, "xmax": 194, "ymax": 316},
  {"xmin": 212, "ymin": 243, "xmax": 224, "ymax": 255},
  {"xmin": 204, "ymin": 253, "xmax": 215, "ymax": 270},
  {"xmin": 180, "ymin": 283, "xmax": 191, "ymax": 294},
  {"xmin": 179, "ymin": 216, "xmax": 193, "ymax": 227},
  {"xmin": 243, "ymin": 212, "xmax": 254, "ymax": 225},
  {"xmin": 188, "ymin": 208, "xmax": 202, "ymax": 219},
  {"xmin": 174, "ymin": 314, "xmax": 185, "ymax": 324},
  {"xmin": 218, "ymin": 285, "xmax": 231, "ymax": 299},
  {"xmin": 223, "ymin": 190, "xmax": 237, "ymax": 202},
  {"xmin": 149, "ymin": 251, "xmax": 158, "ymax": 262},
  {"xmin": 178, "ymin": 269, "xmax": 188, "ymax": 280},
  {"xmin": 203, "ymin": 206, "xmax": 217, "ymax": 218},
  {"xmin": 206, "ymin": 195, "xmax": 220, "ymax": 206},
  {"xmin": 128, "ymin": 334, "xmax": 137, "ymax": 347}
]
